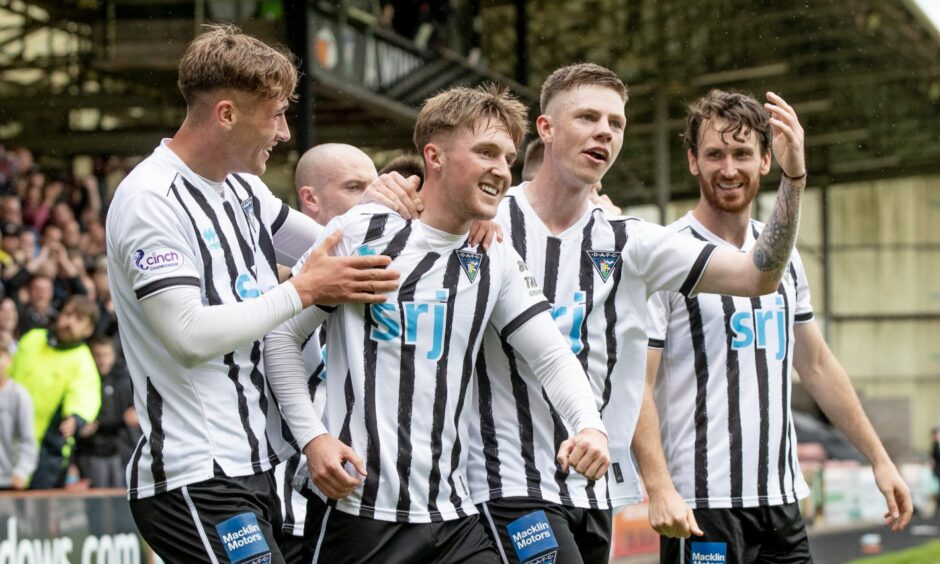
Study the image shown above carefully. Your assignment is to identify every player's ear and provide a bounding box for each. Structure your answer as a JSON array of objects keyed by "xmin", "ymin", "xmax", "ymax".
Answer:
[
  {"xmin": 759, "ymin": 150, "xmax": 772, "ymax": 176},
  {"xmin": 215, "ymin": 99, "xmax": 237, "ymax": 130},
  {"xmin": 687, "ymin": 149, "xmax": 700, "ymax": 176},
  {"xmin": 536, "ymin": 115, "xmax": 553, "ymax": 144},
  {"xmin": 424, "ymin": 143, "xmax": 443, "ymax": 172},
  {"xmin": 299, "ymin": 185, "xmax": 319, "ymax": 214}
]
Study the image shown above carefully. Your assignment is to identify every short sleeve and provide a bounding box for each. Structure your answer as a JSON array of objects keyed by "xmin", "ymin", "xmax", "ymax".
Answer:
[
  {"xmin": 791, "ymin": 249, "xmax": 814, "ymax": 323},
  {"xmin": 488, "ymin": 244, "xmax": 552, "ymax": 339},
  {"xmin": 630, "ymin": 221, "xmax": 716, "ymax": 298},
  {"xmin": 646, "ymin": 290, "xmax": 673, "ymax": 349},
  {"xmin": 111, "ymin": 190, "xmax": 201, "ymax": 301}
]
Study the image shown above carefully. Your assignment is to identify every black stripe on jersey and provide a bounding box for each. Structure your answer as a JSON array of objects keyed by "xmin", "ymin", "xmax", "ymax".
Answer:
[
  {"xmin": 678, "ymin": 244, "xmax": 717, "ymax": 297},
  {"xmin": 795, "ymin": 312, "xmax": 814, "ymax": 323},
  {"xmin": 507, "ymin": 196, "xmax": 527, "ymax": 260},
  {"xmin": 600, "ymin": 219, "xmax": 628, "ymax": 414},
  {"xmin": 500, "ymin": 301, "xmax": 552, "ymax": 340},
  {"xmin": 272, "ymin": 203, "xmax": 290, "ymax": 235},
  {"xmin": 224, "ymin": 350, "xmax": 263, "ymax": 472},
  {"xmin": 394, "ymin": 252, "xmax": 442, "ymax": 520},
  {"xmin": 135, "ymin": 276, "xmax": 201, "ymax": 300},
  {"xmin": 685, "ymin": 296, "xmax": 710, "ymax": 505},
  {"xmin": 541, "ymin": 389, "xmax": 573, "ymax": 505},
  {"xmin": 222, "ymin": 201, "xmax": 257, "ymax": 274},
  {"xmin": 502, "ymin": 336, "xmax": 542, "ymax": 498},
  {"xmin": 475, "ymin": 345, "xmax": 503, "ymax": 494},
  {"xmin": 230, "ymin": 175, "xmax": 279, "ymax": 274},
  {"xmin": 751, "ymin": 296, "xmax": 771, "ymax": 504},
  {"xmin": 360, "ymin": 221, "xmax": 413, "ymax": 518},
  {"xmin": 542, "ymin": 237, "xmax": 562, "ymax": 302},
  {"xmin": 427, "ymin": 252, "xmax": 464, "ymax": 520},
  {"xmin": 447, "ymin": 252, "xmax": 491, "ymax": 512},
  {"xmin": 648, "ymin": 338, "xmax": 665, "ymax": 349},
  {"xmin": 365, "ymin": 214, "xmax": 390, "ymax": 242},
  {"xmin": 576, "ymin": 214, "xmax": 597, "ymax": 372},
  {"xmin": 283, "ymin": 453, "xmax": 301, "ymax": 533},
  {"xmin": 128, "ymin": 435, "xmax": 147, "ymax": 500},
  {"xmin": 146, "ymin": 378, "xmax": 168, "ymax": 494},
  {"xmin": 184, "ymin": 177, "xmax": 244, "ymax": 302},
  {"xmin": 720, "ymin": 295, "xmax": 744, "ymax": 507},
  {"xmin": 169, "ymin": 181, "xmax": 222, "ymax": 306},
  {"xmin": 777, "ymin": 283, "xmax": 794, "ymax": 503},
  {"xmin": 338, "ymin": 370, "xmax": 355, "ymax": 447},
  {"xmin": 249, "ymin": 340, "xmax": 281, "ymax": 463}
]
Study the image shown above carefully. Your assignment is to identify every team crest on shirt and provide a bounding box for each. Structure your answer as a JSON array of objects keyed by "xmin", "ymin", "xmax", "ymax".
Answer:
[
  {"xmin": 456, "ymin": 250, "xmax": 482, "ymax": 283},
  {"xmin": 240, "ymin": 197, "xmax": 258, "ymax": 231},
  {"xmin": 585, "ymin": 250, "xmax": 620, "ymax": 283}
]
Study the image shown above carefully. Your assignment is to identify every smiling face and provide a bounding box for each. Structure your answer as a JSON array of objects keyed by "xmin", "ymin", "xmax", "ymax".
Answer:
[
  {"xmin": 429, "ymin": 120, "xmax": 516, "ymax": 229},
  {"xmin": 689, "ymin": 118, "xmax": 771, "ymax": 214},
  {"xmin": 538, "ymin": 84, "xmax": 626, "ymax": 188},
  {"xmin": 228, "ymin": 94, "xmax": 291, "ymax": 176}
]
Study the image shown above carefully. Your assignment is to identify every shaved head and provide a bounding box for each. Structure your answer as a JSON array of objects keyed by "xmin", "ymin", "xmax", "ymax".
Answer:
[{"xmin": 295, "ymin": 143, "xmax": 377, "ymax": 224}]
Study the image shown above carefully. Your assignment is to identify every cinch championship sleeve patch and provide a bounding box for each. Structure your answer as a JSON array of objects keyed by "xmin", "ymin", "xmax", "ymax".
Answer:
[
  {"xmin": 691, "ymin": 541, "xmax": 727, "ymax": 563},
  {"xmin": 506, "ymin": 510, "xmax": 559, "ymax": 564},
  {"xmin": 215, "ymin": 513, "xmax": 271, "ymax": 564}
]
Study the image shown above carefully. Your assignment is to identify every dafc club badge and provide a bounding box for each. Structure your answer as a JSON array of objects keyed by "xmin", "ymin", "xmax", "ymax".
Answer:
[
  {"xmin": 506, "ymin": 510, "xmax": 558, "ymax": 564},
  {"xmin": 585, "ymin": 250, "xmax": 620, "ymax": 283},
  {"xmin": 691, "ymin": 541, "xmax": 727, "ymax": 563},
  {"xmin": 456, "ymin": 250, "xmax": 483, "ymax": 283},
  {"xmin": 215, "ymin": 513, "xmax": 271, "ymax": 564}
]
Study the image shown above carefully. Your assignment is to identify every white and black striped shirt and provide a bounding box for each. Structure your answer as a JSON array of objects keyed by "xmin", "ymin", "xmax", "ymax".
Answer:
[
  {"xmin": 277, "ymin": 204, "xmax": 589, "ymax": 523},
  {"xmin": 647, "ymin": 212, "xmax": 814, "ymax": 509},
  {"xmin": 107, "ymin": 141, "xmax": 301, "ymax": 499},
  {"xmin": 468, "ymin": 185, "xmax": 716, "ymax": 509}
]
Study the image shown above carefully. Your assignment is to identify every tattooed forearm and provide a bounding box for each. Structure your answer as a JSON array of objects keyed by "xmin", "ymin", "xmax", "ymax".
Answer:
[{"xmin": 753, "ymin": 174, "xmax": 805, "ymax": 273}]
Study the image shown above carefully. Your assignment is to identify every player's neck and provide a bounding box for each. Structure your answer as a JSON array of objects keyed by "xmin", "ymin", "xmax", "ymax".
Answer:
[
  {"xmin": 419, "ymin": 180, "xmax": 471, "ymax": 236},
  {"xmin": 692, "ymin": 201, "xmax": 752, "ymax": 248},
  {"xmin": 168, "ymin": 125, "xmax": 229, "ymax": 183},
  {"xmin": 524, "ymin": 168, "xmax": 591, "ymax": 235}
]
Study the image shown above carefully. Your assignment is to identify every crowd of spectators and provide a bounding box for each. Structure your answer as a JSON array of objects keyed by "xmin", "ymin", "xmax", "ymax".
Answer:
[{"xmin": 0, "ymin": 145, "xmax": 138, "ymax": 491}]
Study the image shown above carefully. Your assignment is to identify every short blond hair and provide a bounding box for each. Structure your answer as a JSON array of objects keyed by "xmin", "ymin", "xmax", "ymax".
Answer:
[
  {"xmin": 178, "ymin": 24, "xmax": 298, "ymax": 105},
  {"xmin": 539, "ymin": 63, "xmax": 628, "ymax": 113},
  {"xmin": 413, "ymin": 84, "xmax": 528, "ymax": 152}
]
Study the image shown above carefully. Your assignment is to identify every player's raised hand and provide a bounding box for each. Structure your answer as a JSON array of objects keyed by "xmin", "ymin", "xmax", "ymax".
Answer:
[
  {"xmin": 648, "ymin": 486, "xmax": 704, "ymax": 539},
  {"xmin": 557, "ymin": 428, "xmax": 610, "ymax": 480},
  {"xmin": 303, "ymin": 434, "xmax": 367, "ymax": 500},
  {"xmin": 360, "ymin": 172, "xmax": 423, "ymax": 219},
  {"xmin": 468, "ymin": 220, "xmax": 503, "ymax": 251},
  {"xmin": 290, "ymin": 229, "xmax": 399, "ymax": 307},
  {"xmin": 874, "ymin": 462, "xmax": 913, "ymax": 531},
  {"xmin": 764, "ymin": 92, "xmax": 805, "ymax": 179}
]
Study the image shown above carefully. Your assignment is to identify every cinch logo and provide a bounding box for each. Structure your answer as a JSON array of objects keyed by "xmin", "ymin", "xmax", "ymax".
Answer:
[
  {"xmin": 133, "ymin": 248, "xmax": 183, "ymax": 274},
  {"xmin": 369, "ymin": 289, "xmax": 449, "ymax": 360},
  {"xmin": 729, "ymin": 296, "xmax": 786, "ymax": 361},
  {"xmin": 551, "ymin": 291, "xmax": 586, "ymax": 354}
]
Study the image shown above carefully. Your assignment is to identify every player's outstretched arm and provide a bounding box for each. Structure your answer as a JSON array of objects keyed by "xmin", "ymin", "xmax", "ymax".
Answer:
[
  {"xmin": 289, "ymin": 229, "xmax": 399, "ymax": 307},
  {"xmin": 695, "ymin": 92, "xmax": 807, "ymax": 297},
  {"xmin": 793, "ymin": 321, "xmax": 913, "ymax": 531},
  {"xmin": 635, "ymin": 349, "xmax": 703, "ymax": 539},
  {"xmin": 506, "ymin": 311, "xmax": 610, "ymax": 480}
]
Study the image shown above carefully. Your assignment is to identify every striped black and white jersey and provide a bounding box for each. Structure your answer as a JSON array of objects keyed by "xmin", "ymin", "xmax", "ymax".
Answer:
[
  {"xmin": 107, "ymin": 141, "xmax": 301, "ymax": 499},
  {"xmin": 467, "ymin": 184, "xmax": 717, "ymax": 509},
  {"xmin": 274, "ymin": 328, "xmax": 327, "ymax": 537},
  {"xmin": 647, "ymin": 212, "xmax": 814, "ymax": 509},
  {"xmin": 286, "ymin": 203, "xmax": 559, "ymax": 523}
]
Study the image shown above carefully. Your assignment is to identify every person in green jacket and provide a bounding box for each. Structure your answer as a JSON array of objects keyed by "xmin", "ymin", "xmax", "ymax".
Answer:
[{"xmin": 11, "ymin": 294, "xmax": 100, "ymax": 488}]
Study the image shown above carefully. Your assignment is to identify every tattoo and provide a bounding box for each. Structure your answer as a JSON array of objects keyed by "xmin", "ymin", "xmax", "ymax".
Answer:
[{"xmin": 753, "ymin": 175, "xmax": 805, "ymax": 273}]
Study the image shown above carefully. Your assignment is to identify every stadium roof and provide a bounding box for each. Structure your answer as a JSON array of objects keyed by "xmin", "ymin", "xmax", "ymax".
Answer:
[{"xmin": 0, "ymin": 1, "xmax": 938, "ymax": 205}]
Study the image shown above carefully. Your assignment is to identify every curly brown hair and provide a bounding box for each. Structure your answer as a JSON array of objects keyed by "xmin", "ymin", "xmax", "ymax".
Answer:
[{"xmin": 684, "ymin": 90, "xmax": 771, "ymax": 156}]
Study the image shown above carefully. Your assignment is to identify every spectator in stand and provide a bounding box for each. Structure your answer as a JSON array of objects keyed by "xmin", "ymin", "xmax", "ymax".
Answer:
[
  {"xmin": 89, "ymin": 258, "xmax": 117, "ymax": 338},
  {"xmin": 75, "ymin": 335, "xmax": 137, "ymax": 488},
  {"xmin": 11, "ymin": 294, "xmax": 100, "ymax": 489},
  {"xmin": 16, "ymin": 275, "xmax": 56, "ymax": 335},
  {"xmin": 1, "ymin": 195, "xmax": 23, "ymax": 228},
  {"xmin": 21, "ymin": 183, "xmax": 51, "ymax": 231},
  {"xmin": 0, "ymin": 347, "xmax": 35, "ymax": 490},
  {"xmin": 0, "ymin": 297, "xmax": 19, "ymax": 351}
]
